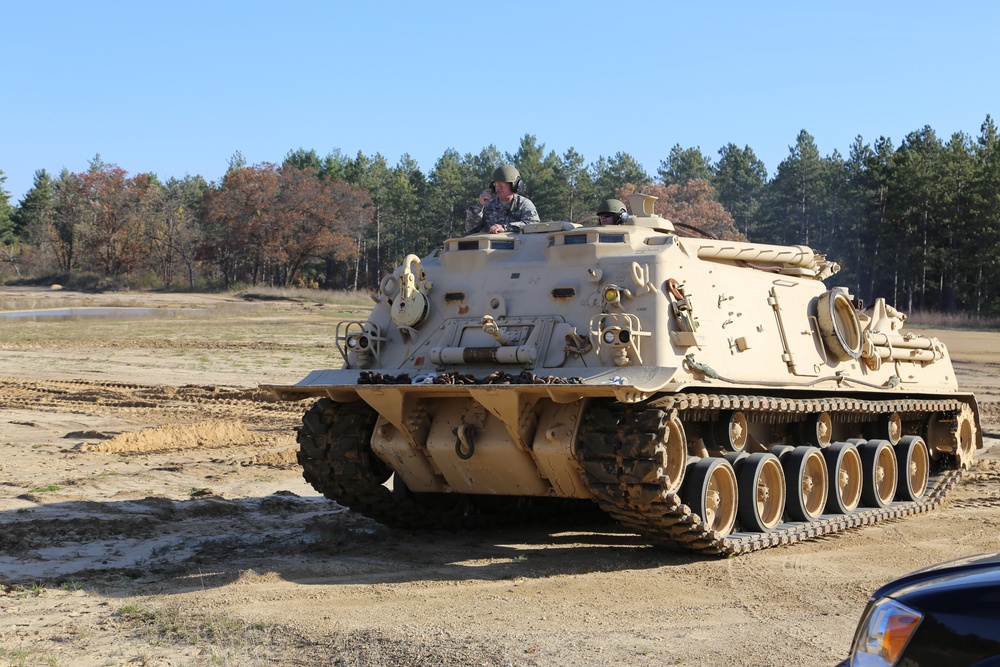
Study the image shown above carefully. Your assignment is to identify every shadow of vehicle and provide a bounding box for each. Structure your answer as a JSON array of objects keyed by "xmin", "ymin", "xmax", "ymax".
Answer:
[{"xmin": 0, "ymin": 492, "xmax": 696, "ymax": 597}]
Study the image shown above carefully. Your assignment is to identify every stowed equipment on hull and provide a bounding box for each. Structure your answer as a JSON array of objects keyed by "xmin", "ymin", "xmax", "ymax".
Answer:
[{"xmin": 264, "ymin": 193, "xmax": 981, "ymax": 555}]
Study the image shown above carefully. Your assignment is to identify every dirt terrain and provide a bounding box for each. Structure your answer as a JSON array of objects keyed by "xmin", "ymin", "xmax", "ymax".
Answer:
[{"xmin": 1, "ymin": 286, "xmax": 999, "ymax": 667}]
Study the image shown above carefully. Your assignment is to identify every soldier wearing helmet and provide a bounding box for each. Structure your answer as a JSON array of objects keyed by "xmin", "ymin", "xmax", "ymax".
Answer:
[
  {"xmin": 596, "ymin": 198, "xmax": 629, "ymax": 225},
  {"xmin": 465, "ymin": 165, "xmax": 540, "ymax": 234}
]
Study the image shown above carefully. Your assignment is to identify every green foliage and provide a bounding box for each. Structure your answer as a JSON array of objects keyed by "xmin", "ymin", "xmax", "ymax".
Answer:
[
  {"xmin": 657, "ymin": 144, "xmax": 715, "ymax": 186},
  {"xmin": 557, "ymin": 147, "xmax": 595, "ymax": 222},
  {"xmin": 759, "ymin": 129, "xmax": 827, "ymax": 246},
  {"xmin": 13, "ymin": 169, "xmax": 54, "ymax": 240},
  {"xmin": 6, "ymin": 119, "xmax": 1000, "ymax": 316},
  {"xmin": 591, "ymin": 151, "xmax": 651, "ymax": 202},
  {"xmin": 508, "ymin": 134, "xmax": 563, "ymax": 221},
  {"xmin": 28, "ymin": 485, "xmax": 62, "ymax": 493},
  {"xmin": 283, "ymin": 147, "xmax": 324, "ymax": 175},
  {"xmin": 714, "ymin": 144, "xmax": 767, "ymax": 238},
  {"xmin": 226, "ymin": 150, "xmax": 247, "ymax": 172},
  {"xmin": 967, "ymin": 116, "xmax": 1000, "ymax": 315},
  {"xmin": 425, "ymin": 148, "xmax": 473, "ymax": 241},
  {"xmin": 0, "ymin": 169, "xmax": 14, "ymax": 244}
]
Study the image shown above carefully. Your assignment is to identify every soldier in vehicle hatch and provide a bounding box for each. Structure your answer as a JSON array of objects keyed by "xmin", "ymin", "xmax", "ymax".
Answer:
[
  {"xmin": 465, "ymin": 165, "xmax": 540, "ymax": 234},
  {"xmin": 597, "ymin": 198, "xmax": 630, "ymax": 225}
]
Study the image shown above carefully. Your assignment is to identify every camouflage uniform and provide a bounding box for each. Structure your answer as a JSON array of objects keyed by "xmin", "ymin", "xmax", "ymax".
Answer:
[{"xmin": 465, "ymin": 194, "xmax": 540, "ymax": 234}]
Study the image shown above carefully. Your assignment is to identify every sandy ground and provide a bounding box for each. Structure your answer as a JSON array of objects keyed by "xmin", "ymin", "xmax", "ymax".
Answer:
[{"xmin": 1, "ymin": 286, "xmax": 999, "ymax": 667}]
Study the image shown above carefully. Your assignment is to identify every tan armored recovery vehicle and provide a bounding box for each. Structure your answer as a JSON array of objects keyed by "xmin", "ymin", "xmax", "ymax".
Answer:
[{"xmin": 264, "ymin": 193, "xmax": 981, "ymax": 556}]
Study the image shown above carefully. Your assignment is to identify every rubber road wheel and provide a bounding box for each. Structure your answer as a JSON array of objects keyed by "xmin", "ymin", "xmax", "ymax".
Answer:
[
  {"xmin": 860, "ymin": 440, "xmax": 898, "ymax": 508},
  {"xmin": 894, "ymin": 436, "xmax": 929, "ymax": 501},
  {"xmin": 682, "ymin": 457, "xmax": 738, "ymax": 538},
  {"xmin": 782, "ymin": 446, "xmax": 829, "ymax": 522},
  {"xmin": 736, "ymin": 452, "xmax": 786, "ymax": 532},
  {"xmin": 822, "ymin": 442, "xmax": 862, "ymax": 514}
]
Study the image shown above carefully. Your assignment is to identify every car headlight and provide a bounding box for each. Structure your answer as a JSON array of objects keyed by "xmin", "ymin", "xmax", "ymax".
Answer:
[{"xmin": 848, "ymin": 597, "xmax": 923, "ymax": 667}]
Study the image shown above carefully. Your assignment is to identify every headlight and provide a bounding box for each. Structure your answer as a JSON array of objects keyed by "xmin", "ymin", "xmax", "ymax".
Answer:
[
  {"xmin": 346, "ymin": 334, "xmax": 370, "ymax": 352},
  {"xmin": 602, "ymin": 329, "xmax": 618, "ymax": 344},
  {"xmin": 848, "ymin": 598, "xmax": 922, "ymax": 667}
]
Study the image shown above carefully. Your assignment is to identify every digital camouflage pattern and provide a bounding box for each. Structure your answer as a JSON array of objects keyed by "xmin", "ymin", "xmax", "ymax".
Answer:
[{"xmin": 465, "ymin": 194, "xmax": 540, "ymax": 234}]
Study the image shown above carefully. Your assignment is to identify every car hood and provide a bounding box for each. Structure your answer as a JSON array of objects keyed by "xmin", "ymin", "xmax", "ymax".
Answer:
[{"xmin": 873, "ymin": 551, "xmax": 1000, "ymax": 604}]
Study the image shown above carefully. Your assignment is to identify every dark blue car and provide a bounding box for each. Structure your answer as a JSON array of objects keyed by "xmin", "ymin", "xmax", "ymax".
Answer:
[{"xmin": 840, "ymin": 552, "xmax": 1000, "ymax": 666}]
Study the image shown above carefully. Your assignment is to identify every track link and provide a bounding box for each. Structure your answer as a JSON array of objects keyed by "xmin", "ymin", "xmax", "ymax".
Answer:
[
  {"xmin": 297, "ymin": 398, "xmax": 438, "ymax": 528},
  {"xmin": 576, "ymin": 394, "xmax": 971, "ymax": 556}
]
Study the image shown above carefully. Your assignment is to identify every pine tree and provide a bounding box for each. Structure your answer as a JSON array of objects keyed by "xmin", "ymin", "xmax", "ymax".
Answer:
[
  {"xmin": 0, "ymin": 169, "xmax": 14, "ymax": 244},
  {"xmin": 557, "ymin": 148, "xmax": 594, "ymax": 223},
  {"xmin": 427, "ymin": 149, "xmax": 472, "ymax": 240},
  {"xmin": 968, "ymin": 115, "xmax": 1000, "ymax": 314},
  {"xmin": 714, "ymin": 144, "xmax": 767, "ymax": 239},
  {"xmin": 283, "ymin": 148, "xmax": 324, "ymax": 175},
  {"xmin": 0, "ymin": 169, "xmax": 17, "ymax": 276},
  {"xmin": 887, "ymin": 126, "xmax": 946, "ymax": 310},
  {"xmin": 759, "ymin": 130, "xmax": 825, "ymax": 246},
  {"xmin": 591, "ymin": 152, "xmax": 650, "ymax": 203},
  {"xmin": 508, "ymin": 134, "xmax": 561, "ymax": 222},
  {"xmin": 657, "ymin": 144, "xmax": 714, "ymax": 186}
]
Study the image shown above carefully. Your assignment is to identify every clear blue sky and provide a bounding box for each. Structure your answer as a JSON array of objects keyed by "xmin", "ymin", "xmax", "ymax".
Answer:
[{"xmin": 2, "ymin": 1, "xmax": 998, "ymax": 204}]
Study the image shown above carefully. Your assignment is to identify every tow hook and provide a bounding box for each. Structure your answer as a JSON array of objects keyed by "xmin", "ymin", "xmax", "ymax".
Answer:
[{"xmin": 453, "ymin": 423, "xmax": 477, "ymax": 460}]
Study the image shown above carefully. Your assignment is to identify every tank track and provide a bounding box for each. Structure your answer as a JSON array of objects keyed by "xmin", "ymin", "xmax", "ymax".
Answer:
[
  {"xmin": 577, "ymin": 393, "xmax": 970, "ymax": 556},
  {"xmin": 297, "ymin": 397, "xmax": 443, "ymax": 529}
]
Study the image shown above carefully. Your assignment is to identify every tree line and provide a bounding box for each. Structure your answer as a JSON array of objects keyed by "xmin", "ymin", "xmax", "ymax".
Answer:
[{"xmin": 1, "ymin": 118, "xmax": 999, "ymax": 315}]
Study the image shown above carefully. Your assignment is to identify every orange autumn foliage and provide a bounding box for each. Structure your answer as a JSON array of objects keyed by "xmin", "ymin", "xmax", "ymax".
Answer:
[{"xmin": 619, "ymin": 180, "xmax": 745, "ymax": 241}]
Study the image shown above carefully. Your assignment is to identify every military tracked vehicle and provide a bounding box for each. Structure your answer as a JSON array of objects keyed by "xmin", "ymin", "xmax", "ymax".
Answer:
[{"xmin": 263, "ymin": 193, "xmax": 980, "ymax": 556}]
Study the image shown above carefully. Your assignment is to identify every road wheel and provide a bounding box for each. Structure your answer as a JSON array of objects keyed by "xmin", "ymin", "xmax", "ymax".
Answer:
[
  {"xmin": 723, "ymin": 451, "xmax": 749, "ymax": 470},
  {"xmin": 866, "ymin": 412, "xmax": 902, "ymax": 445},
  {"xmin": 769, "ymin": 444, "xmax": 794, "ymax": 461},
  {"xmin": 860, "ymin": 440, "xmax": 898, "ymax": 508},
  {"xmin": 705, "ymin": 410, "xmax": 749, "ymax": 452},
  {"xmin": 822, "ymin": 442, "xmax": 862, "ymax": 514},
  {"xmin": 894, "ymin": 436, "xmax": 929, "ymax": 501},
  {"xmin": 736, "ymin": 453, "xmax": 786, "ymax": 532},
  {"xmin": 682, "ymin": 458, "xmax": 738, "ymax": 538},
  {"xmin": 794, "ymin": 412, "xmax": 832, "ymax": 447},
  {"xmin": 782, "ymin": 446, "xmax": 829, "ymax": 521}
]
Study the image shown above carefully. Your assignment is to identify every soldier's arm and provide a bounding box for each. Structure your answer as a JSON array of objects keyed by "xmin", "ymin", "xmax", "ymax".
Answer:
[
  {"xmin": 464, "ymin": 203, "xmax": 484, "ymax": 233},
  {"xmin": 517, "ymin": 198, "xmax": 540, "ymax": 222}
]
